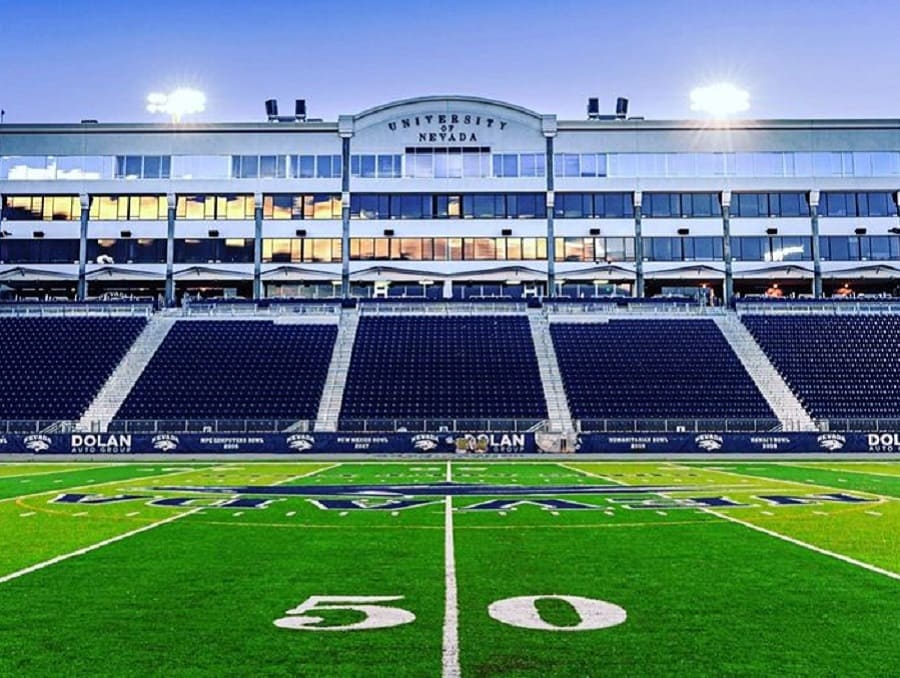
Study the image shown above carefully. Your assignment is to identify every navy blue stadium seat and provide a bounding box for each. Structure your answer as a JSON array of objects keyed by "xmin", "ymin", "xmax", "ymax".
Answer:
[
  {"xmin": 551, "ymin": 319, "xmax": 774, "ymax": 420},
  {"xmin": 115, "ymin": 320, "xmax": 336, "ymax": 420},
  {"xmin": 0, "ymin": 317, "xmax": 146, "ymax": 420},
  {"xmin": 742, "ymin": 314, "xmax": 900, "ymax": 419},
  {"xmin": 338, "ymin": 316, "xmax": 547, "ymax": 427}
]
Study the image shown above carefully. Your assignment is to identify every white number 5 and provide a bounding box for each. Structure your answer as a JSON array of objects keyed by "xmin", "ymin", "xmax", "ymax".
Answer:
[{"xmin": 274, "ymin": 596, "xmax": 416, "ymax": 632}]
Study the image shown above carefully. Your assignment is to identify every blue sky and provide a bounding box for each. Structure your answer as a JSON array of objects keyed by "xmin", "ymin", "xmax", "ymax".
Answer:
[{"xmin": 1, "ymin": 0, "xmax": 896, "ymax": 123}]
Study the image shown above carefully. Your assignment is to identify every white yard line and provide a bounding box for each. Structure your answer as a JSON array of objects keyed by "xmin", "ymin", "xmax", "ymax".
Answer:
[
  {"xmin": 701, "ymin": 507, "xmax": 900, "ymax": 581},
  {"xmin": 273, "ymin": 463, "xmax": 341, "ymax": 486},
  {"xmin": 0, "ymin": 465, "xmax": 114, "ymax": 481},
  {"xmin": 688, "ymin": 464, "xmax": 896, "ymax": 501},
  {"xmin": 783, "ymin": 462, "xmax": 900, "ymax": 480},
  {"xmin": 0, "ymin": 466, "xmax": 210, "ymax": 505},
  {"xmin": 566, "ymin": 462, "xmax": 899, "ymax": 580},
  {"xmin": 557, "ymin": 463, "xmax": 623, "ymax": 484},
  {"xmin": 442, "ymin": 460, "xmax": 461, "ymax": 678},
  {"xmin": 0, "ymin": 508, "xmax": 201, "ymax": 586}
]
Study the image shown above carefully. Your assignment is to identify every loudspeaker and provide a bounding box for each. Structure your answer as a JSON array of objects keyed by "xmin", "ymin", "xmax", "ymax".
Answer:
[
  {"xmin": 208, "ymin": 229, "xmax": 219, "ymax": 238},
  {"xmin": 265, "ymin": 99, "xmax": 278, "ymax": 118},
  {"xmin": 589, "ymin": 228, "xmax": 601, "ymax": 235},
  {"xmin": 855, "ymin": 227, "xmax": 867, "ymax": 235},
  {"xmin": 33, "ymin": 231, "xmax": 44, "ymax": 238},
  {"xmin": 501, "ymin": 228, "xmax": 512, "ymax": 236},
  {"xmin": 677, "ymin": 227, "xmax": 690, "ymax": 235},
  {"xmin": 766, "ymin": 227, "xmax": 778, "ymax": 235},
  {"xmin": 295, "ymin": 99, "xmax": 307, "ymax": 119},
  {"xmin": 295, "ymin": 229, "xmax": 307, "ymax": 237},
  {"xmin": 384, "ymin": 229, "xmax": 394, "ymax": 237},
  {"xmin": 616, "ymin": 97, "xmax": 629, "ymax": 119},
  {"xmin": 120, "ymin": 230, "xmax": 132, "ymax": 238},
  {"xmin": 587, "ymin": 97, "xmax": 600, "ymax": 118}
]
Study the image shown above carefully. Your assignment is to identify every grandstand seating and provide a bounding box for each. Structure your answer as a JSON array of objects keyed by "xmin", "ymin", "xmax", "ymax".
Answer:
[
  {"xmin": 0, "ymin": 317, "xmax": 146, "ymax": 420},
  {"xmin": 551, "ymin": 319, "xmax": 774, "ymax": 420},
  {"xmin": 742, "ymin": 314, "xmax": 900, "ymax": 420},
  {"xmin": 338, "ymin": 316, "xmax": 547, "ymax": 427},
  {"xmin": 115, "ymin": 320, "xmax": 336, "ymax": 421}
]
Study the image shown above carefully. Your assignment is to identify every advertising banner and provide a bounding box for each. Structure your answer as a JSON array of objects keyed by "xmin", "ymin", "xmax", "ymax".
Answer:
[{"xmin": 0, "ymin": 432, "xmax": 536, "ymax": 455}]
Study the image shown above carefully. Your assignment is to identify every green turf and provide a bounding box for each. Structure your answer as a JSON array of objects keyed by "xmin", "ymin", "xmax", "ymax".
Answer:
[
  {"xmin": 0, "ymin": 461, "xmax": 897, "ymax": 677},
  {"xmin": 693, "ymin": 462, "xmax": 900, "ymax": 498}
]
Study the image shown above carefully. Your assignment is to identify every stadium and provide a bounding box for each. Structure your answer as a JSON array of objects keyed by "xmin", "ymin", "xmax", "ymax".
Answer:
[{"xmin": 0, "ymin": 95, "xmax": 898, "ymax": 676}]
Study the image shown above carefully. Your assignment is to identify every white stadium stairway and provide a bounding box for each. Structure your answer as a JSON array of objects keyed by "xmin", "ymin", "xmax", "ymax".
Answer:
[
  {"xmin": 713, "ymin": 314, "xmax": 817, "ymax": 432},
  {"xmin": 77, "ymin": 316, "xmax": 177, "ymax": 432}
]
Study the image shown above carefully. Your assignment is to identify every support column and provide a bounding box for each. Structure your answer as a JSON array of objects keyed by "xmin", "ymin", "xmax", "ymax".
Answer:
[
  {"xmin": 633, "ymin": 191, "xmax": 644, "ymax": 297},
  {"xmin": 721, "ymin": 190, "xmax": 734, "ymax": 305},
  {"xmin": 809, "ymin": 190, "xmax": 822, "ymax": 298},
  {"xmin": 253, "ymin": 192, "xmax": 263, "ymax": 300},
  {"xmin": 165, "ymin": 193, "xmax": 176, "ymax": 306},
  {"xmin": 339, "ymin": 116, "xmax": 354, "ymax": 299},
  {"xmin": 542, "ymin": 116, "xmax": 558, "ymax": 299},
  {"xmin": 77, "ymin": 194, "xmax": 89, "ymax": 300}
]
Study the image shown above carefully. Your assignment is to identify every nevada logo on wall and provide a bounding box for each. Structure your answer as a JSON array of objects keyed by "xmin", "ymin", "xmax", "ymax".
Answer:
[{"xmin": 286, "ymin": 434, "xmax": 315, "ymax": 452}]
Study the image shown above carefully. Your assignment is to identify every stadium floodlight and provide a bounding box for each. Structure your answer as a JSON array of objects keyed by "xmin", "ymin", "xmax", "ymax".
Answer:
[
  {"xmin": 146, "ymin": 88, "xmax": 206, "ymax": 122},
  {"xmin": 690, "ymin": 83, "xmax": 750, "ymax": 117}
]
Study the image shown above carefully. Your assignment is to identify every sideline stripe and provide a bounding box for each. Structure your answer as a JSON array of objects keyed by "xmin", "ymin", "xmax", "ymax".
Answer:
[
  {"xmin": 0, "ymin": 465, "xmax": 113, "ymax": 481},
  {"xmin": 0, "ymin": 508, "xmax": 200, "ymax": 586},
  {"xmin": 702, "ymin": 508, "xmax": 900, "ymax": 581},
  {"xmin": 442, "ymin": 461, "xmax": 461, "ymax": 678},
  {"xmin": 0, "ymin": 466, "xmax": 211, "ymax": 505}
]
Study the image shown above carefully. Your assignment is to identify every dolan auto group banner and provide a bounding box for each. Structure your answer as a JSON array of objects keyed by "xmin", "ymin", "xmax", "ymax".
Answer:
[
  {"xmin": 0, "ymin": 432, "xmax": 535, "ymax": 455},
  {"xmin": 574, "ymin": 432, "xmax": 900, "ymax": 454},
  {"xmin": 1, "ymin": 431, "xmax": 899, "ymax": 455}
]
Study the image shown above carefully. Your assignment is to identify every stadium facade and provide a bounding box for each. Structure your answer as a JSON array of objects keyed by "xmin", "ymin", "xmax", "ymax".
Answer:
[{"xmin": 1, "ymin": 95, "xmax": 900, "ymax": 305}]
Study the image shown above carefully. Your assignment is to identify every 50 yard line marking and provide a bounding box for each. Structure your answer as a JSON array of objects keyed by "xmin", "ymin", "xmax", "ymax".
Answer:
[{"xmin": 443, "ymin": 460, "xmax": 461, "ymax": 678}]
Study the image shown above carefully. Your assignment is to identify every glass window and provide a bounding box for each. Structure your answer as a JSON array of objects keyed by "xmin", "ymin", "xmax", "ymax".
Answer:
[
  {"xmin": 733, "ymin": 237, "xmax": 765, "ymax": 261},
  {"xmin": 305, "ymin": 194, "xmax": 341, "ymax": 219},
  {"xmin": 124, "ymin": 156, "xmax": 143, "ymax": 179},
  {"xmin": 143, "ymin": 156, "xmax": 161, "ymax": 179},
  {"xmin": 293, "ymin": 155, "xmax": 315, "ymax": 178},
  {"xmin": 871, "ymin": 152, "xmax": 900, "ymax": 176},
  {"xmin": 137, "ymin": 196, "xmax": 166, "ymax": 220},
  {"xmin": 597, "ymin": 193, "xmax": 632, "ymax": 218},
  {"xmin": 868, "ymin": 236, "xmax": 892, "ymax": 260},
  {"xmin": 648, "ymin": 238, "xmax": 675, "ymax": 261}
]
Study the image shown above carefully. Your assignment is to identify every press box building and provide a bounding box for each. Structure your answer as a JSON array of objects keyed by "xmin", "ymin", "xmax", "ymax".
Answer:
[{"xmin": 1, "ymin": 95, "xmax": 900, "ymax": 304}]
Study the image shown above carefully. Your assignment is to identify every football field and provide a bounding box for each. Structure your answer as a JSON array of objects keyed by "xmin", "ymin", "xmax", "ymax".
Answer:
[{"xmin": 0, "ymin": 460, "xmax": 898, "ymax": 676}]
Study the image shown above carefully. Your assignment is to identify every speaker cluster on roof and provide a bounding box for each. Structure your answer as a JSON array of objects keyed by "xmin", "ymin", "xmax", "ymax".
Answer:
[
  {"xmin": 265, "ymin": 99, "xmax": 317, "ymax": 122},
  {"xmin": 587, "ymin": 96, "xmax": 632, "ymax": 120}
]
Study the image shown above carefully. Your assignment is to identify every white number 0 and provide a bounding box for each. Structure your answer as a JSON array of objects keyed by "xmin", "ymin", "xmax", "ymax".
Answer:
[
  {"xmin": 274, "ymin": 596, "xmax": 416, "ymax": 632},
  {"xmin": 489, "ymin": 595, "xmax": 627, "ymax": 631}
]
